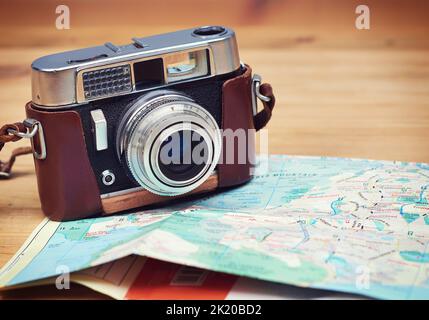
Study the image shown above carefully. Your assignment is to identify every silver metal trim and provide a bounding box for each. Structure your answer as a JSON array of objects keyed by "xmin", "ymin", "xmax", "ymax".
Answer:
[
  {"xmin": 8, "ymin": 119, "xmax": 46, "ymax": 160},
  {"xmin": 104, "ymin": 42, "xmax": 121, "ymax": 53},
  {"xmin": 132, "ymin": 37, "xmax": 147, "ymax": 48},
  {"xmin": 101, "ymin": 170, "xmax": 116, "ymax": 186},
  {"xmin": 76, "ymin": 62, "xmax": 134, "ymax": 103},
  {"xmin": 32, "ymin": 120, "xmax": 47, "ymax": 160},
  {"xmin": 31, "ymin": 26, "xmax": 240, "ymax": 107},
  {"xmin": 7, "ymin": 124, "xmax": 38, "ymax": 139},
  {"xmin": 251, "ymin": 74, "xmax": 272, "ymax": 116},
  {"xmin": 99, "ymin": 171, "xmax": 218, "ymax": 199},
  {"xmin": 100, "ymin": 186, "xmax": 144, "ymax": 199},
  {"xmin": 90, "ymin": 109, "xmax": 108, "ymax": 151}
]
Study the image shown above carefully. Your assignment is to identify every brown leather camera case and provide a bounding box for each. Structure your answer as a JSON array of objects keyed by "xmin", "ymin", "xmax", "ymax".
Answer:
[{"xmin": 25, "ymin": 65, "xmax": 274, "ymax": 221}]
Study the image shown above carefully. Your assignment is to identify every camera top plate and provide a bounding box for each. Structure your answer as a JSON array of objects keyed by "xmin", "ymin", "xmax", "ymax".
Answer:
[{"xmin": 31, "ymin": 26, "xmax": 240, "ymax": 108}]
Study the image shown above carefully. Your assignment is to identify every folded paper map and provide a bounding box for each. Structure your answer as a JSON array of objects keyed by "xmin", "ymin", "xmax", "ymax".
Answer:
[
  {"xmin": 1, "ymin": 255, "xmax": 359, "ymax": 299},
  {"xmin": 72, "ymin": 256, "xmax": 360, "ymax": 299},
  {"xmin": 1, "ymin": 155, "xmax": 428, "ymax": 299}
]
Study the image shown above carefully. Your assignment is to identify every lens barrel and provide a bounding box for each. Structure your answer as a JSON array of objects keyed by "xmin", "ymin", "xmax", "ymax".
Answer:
[{"xmin": 116, "ymin": 90, "xmax": 221, "ymax": 196}]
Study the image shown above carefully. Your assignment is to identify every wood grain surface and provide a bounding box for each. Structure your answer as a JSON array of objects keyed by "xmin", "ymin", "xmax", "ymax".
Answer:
[{"xmin": 0, "ymin": 0, "xmax": 428, "ymax": 299}]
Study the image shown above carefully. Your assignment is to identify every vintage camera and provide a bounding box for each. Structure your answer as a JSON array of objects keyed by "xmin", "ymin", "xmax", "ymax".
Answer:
[{"xmin": 25, "ymin": 26, "xmax": 274, "ymax": 221}]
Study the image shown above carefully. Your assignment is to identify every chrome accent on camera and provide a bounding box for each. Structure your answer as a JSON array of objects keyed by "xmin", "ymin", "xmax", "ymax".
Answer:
[
  {"xmin": 31, "ymin": 27, "xmax": 240, "ymax": 108},
  {"xmin": 101, "ymin": 170, "xmax": 116, "ymax": 186},
  {"xmin": 99, "ymin": 171, "xmax": 219, "ymax": 199},
  {"xmin": 116, "ymin": 90, "xmax": 221, "ymax": 196},
  {"xmin": 83, "ymin": 65, "xmax": 132, "ymax": 100},
  {"xmin": 251, "ymin": 74, "xmax": 272, "ymax": 117},
  {"xmin": 90, "ymin": 109, "xmax": 108, "ymax": 151},
  {"xmin": 7, "ymin": 119, "xmax": 46, "ymax": 160}
]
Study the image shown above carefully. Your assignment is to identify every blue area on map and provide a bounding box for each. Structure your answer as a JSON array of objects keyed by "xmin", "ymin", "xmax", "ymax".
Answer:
[
  {"xmin": 400, "ymin": 251, "xmax": 429, "ymax": 263},
  {"xmin": 9, "ymin": 219, "xmax": 162, "ymax": 286},
  {"xmin": 331, "ymin": 197, "xmax": 344, "ymax": 215},
  {"xmin": 195, "ymin": 156, "xmax": 384, "ymax": 212}
]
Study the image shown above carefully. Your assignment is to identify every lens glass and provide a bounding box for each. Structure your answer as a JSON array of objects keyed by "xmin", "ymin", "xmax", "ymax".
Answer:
[{"xmin": 157, "ymin": 130, "xmax": 209, "ymax": 183}]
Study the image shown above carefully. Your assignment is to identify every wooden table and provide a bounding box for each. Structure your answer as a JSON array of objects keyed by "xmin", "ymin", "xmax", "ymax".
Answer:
[{"xmin": 1, "ymin": 0, "xmax": 428, "ymax": 299}]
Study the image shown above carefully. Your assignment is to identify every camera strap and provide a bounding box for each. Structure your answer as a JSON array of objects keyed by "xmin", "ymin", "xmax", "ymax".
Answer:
[
  {"xmin": 253, "ymin": 82, "xmax": 275, "ymax": 131},
  {"xmin": 0, "ymin": 122, "xmax": 33, "ymax": 179}
]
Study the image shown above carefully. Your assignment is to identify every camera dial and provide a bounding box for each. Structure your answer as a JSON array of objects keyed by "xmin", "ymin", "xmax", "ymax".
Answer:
[{"xmin": 116, "ymin": 90, "xmax": 221, "ymax": 196}]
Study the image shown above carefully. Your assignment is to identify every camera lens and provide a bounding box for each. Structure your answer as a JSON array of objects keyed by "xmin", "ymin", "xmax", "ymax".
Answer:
[
  {"xmin": 192, "ymin": 26, "xmax": 226, "ymax": 37},
  {"xmin": 116, "ymin": 90, "xmax": 221, "ymax": 196},
  {"xmin": 157, "ymin": 130, "xmax": 209, "ymax": 183}
]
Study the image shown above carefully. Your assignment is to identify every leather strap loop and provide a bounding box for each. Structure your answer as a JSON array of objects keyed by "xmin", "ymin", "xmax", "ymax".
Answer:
[
  {"xmin": 0, "ymin": 122, "xmax": 27, "ymax": 150},
  {"xmin": 0, "ymin": 121, "xmax": 32, "ymax": 179},
  {"xmin": 254, "ymin": 83, "xmax": 276, "ymax": 131}
]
